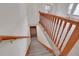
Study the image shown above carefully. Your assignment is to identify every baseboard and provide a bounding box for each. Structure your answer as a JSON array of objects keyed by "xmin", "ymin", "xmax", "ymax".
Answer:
[
  {"xmin": 25, "ymin": 37, "xmax": 32, "ymax": 56},
  {"xmin": 37, "ymin": 39, "xmax": 55, "ymax": 56}
]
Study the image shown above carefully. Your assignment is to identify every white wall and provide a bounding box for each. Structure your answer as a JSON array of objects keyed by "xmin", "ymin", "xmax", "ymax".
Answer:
[
  {"xmin": 37, "ymin": 24, "xmax": 52, "ymax": 49},
  {"xmin": 0, "ymin": 4, "xmax": 31, "ymax": 56},
  {"xmin": 42, "ymin": 3, "xmax": 69, "ymax": 17},
  {"xmin": 0, "ymin": 3, "xmax": 30, "ymax": 36},
  {"xmin": 26, "ymin": 4, "xmax": 43, "ymax": 26},
  {"xmin": 51, "ymin": 3, "xmax": 70, "ymax": 17},
  {"xmin": 38, "ymin": 3, "xmax": 70, "ymax": 17},
  {"xmin": 0, "ymin": 4, "xmax": 20, "ymax": 35}
]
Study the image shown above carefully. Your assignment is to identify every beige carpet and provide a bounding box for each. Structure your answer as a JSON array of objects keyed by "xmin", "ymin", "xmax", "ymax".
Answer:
[{"xmin": 28, "ymin": 36, "xmax": 53, "ymax": 56}]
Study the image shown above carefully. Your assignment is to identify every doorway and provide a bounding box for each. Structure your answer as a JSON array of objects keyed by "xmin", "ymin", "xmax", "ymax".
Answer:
[{"xmin": 30, "ymin": 26, "xmax": 37, "ymax": 37}]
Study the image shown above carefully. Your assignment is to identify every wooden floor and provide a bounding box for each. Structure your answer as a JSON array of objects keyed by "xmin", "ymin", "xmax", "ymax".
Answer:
[{"xmin": 28, "ymin": 36, "xmax": 53, "ymax": 56}]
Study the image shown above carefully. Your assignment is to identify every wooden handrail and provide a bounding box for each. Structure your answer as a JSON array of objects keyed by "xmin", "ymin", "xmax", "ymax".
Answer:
[
  {"xmin": 39, "ymin": 11, "xmax": 79, "ymax": 56},
  {"xmin": 39, "ymin": 11, "xmax": 79, "ymax": 25},
  {"xmin": 0, "ymin": 36, "xmax": 31, "ymax": 40}
]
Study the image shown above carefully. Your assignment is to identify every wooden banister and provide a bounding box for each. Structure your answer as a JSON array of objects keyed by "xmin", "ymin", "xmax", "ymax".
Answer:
[
  {"xmin": 39, "ymin": 11, "xmax": 79, "ymax": 25},
  {"xmin": 0, "ymin": 36, "xmax": 31, "ymax": 40},
  {"xmin": 39, "ymin": 11, "xmax": 79, "ymax": 56}
]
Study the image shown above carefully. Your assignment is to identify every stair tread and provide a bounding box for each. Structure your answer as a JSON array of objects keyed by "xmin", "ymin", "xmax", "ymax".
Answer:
[{"xmin": 28, "ymin": 37, "xmax": 53, "ymax": 56}]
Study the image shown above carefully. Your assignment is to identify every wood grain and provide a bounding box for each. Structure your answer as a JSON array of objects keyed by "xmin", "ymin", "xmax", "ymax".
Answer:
[
  {"xmin": 39, "ymin": 11, "xmax": 79, "ymax": 56},
  {"xmin": 0, "ymin": 36, "xmax": 31, "ymax": 40}
]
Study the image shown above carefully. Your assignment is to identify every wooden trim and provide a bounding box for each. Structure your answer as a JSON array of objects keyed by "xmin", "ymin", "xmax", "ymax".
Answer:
[
  {"xmin": 37, "ymin": 38, "xmax": 55, "ymax": 56},
  {"xmin": 25, "ymin": 37, "xmax": 32, "ymax": 56},
  {"xmin": 0, "ymin": 36, "xmax": 31, "ymax": 40},
  {"xmin": 25, "ymin": 45, "xmax": 31, "ymax": 56},
  {"xmin": 60, "ymin": 23, "xmax": 79, "ymax": 56},
  {"xmin": 30, "ymin": 26, "xmax": 36, "ymax": 28}
]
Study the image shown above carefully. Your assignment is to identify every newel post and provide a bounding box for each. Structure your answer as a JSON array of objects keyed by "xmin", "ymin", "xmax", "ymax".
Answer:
[{"xmin": 60, "ymin": 22, "xmax": 79, "ymax": 56}]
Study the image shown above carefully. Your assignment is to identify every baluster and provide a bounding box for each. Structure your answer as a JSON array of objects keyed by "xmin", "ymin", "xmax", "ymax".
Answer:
[
  {"xmin": 53, "ymin": 18, "xmax": 60, "ymax": 43},
  {"xmin": 55, "ymin": 20, "xmax": 63, "ymax": 45},
  {"xmin": 52, "ymin": 17, "xmax": 56, "ymax": 41},
  {"xmin": 51, "ymin": 17, "xmax": 54, "ymax": 40},
  {"xmin": 53, "ymin": 17, "xmax": 57, "ymax": 42},
  {"xmin": 50, "ymin": 17, "xmax": 53, "ymax": 38},
  {"xmin": 59, "ymin": 24, "xmax": 72, "ymax": 50},
  {"xmin": 54, "ymin": 18, "xmax": 59, "ymax": 43},
  {"xmin": 57, "ymin": 21, "xmax": 67, "ymax": 47}
]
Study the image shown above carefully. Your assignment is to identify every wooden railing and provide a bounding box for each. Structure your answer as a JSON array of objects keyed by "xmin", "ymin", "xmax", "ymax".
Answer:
[
  {"xmin": 0, "ymin": 35, "xmax": 31, "ymax": 40},
  {"xmin": 39, "ymin": 11, "xmax": 79, "ymax": 56}
]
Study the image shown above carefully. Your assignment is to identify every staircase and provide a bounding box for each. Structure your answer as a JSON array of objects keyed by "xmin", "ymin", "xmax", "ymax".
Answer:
[
  {"xmin": 28, "ymin": 26, "xmax": 53, "ymax": 56},
  {"xmin": 28, "ymin": 36, "xmax": 53, "ymax": 56},
  {"xmin": 27, "ymin": 11, "xmax": 79, "ymax": 56}
]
